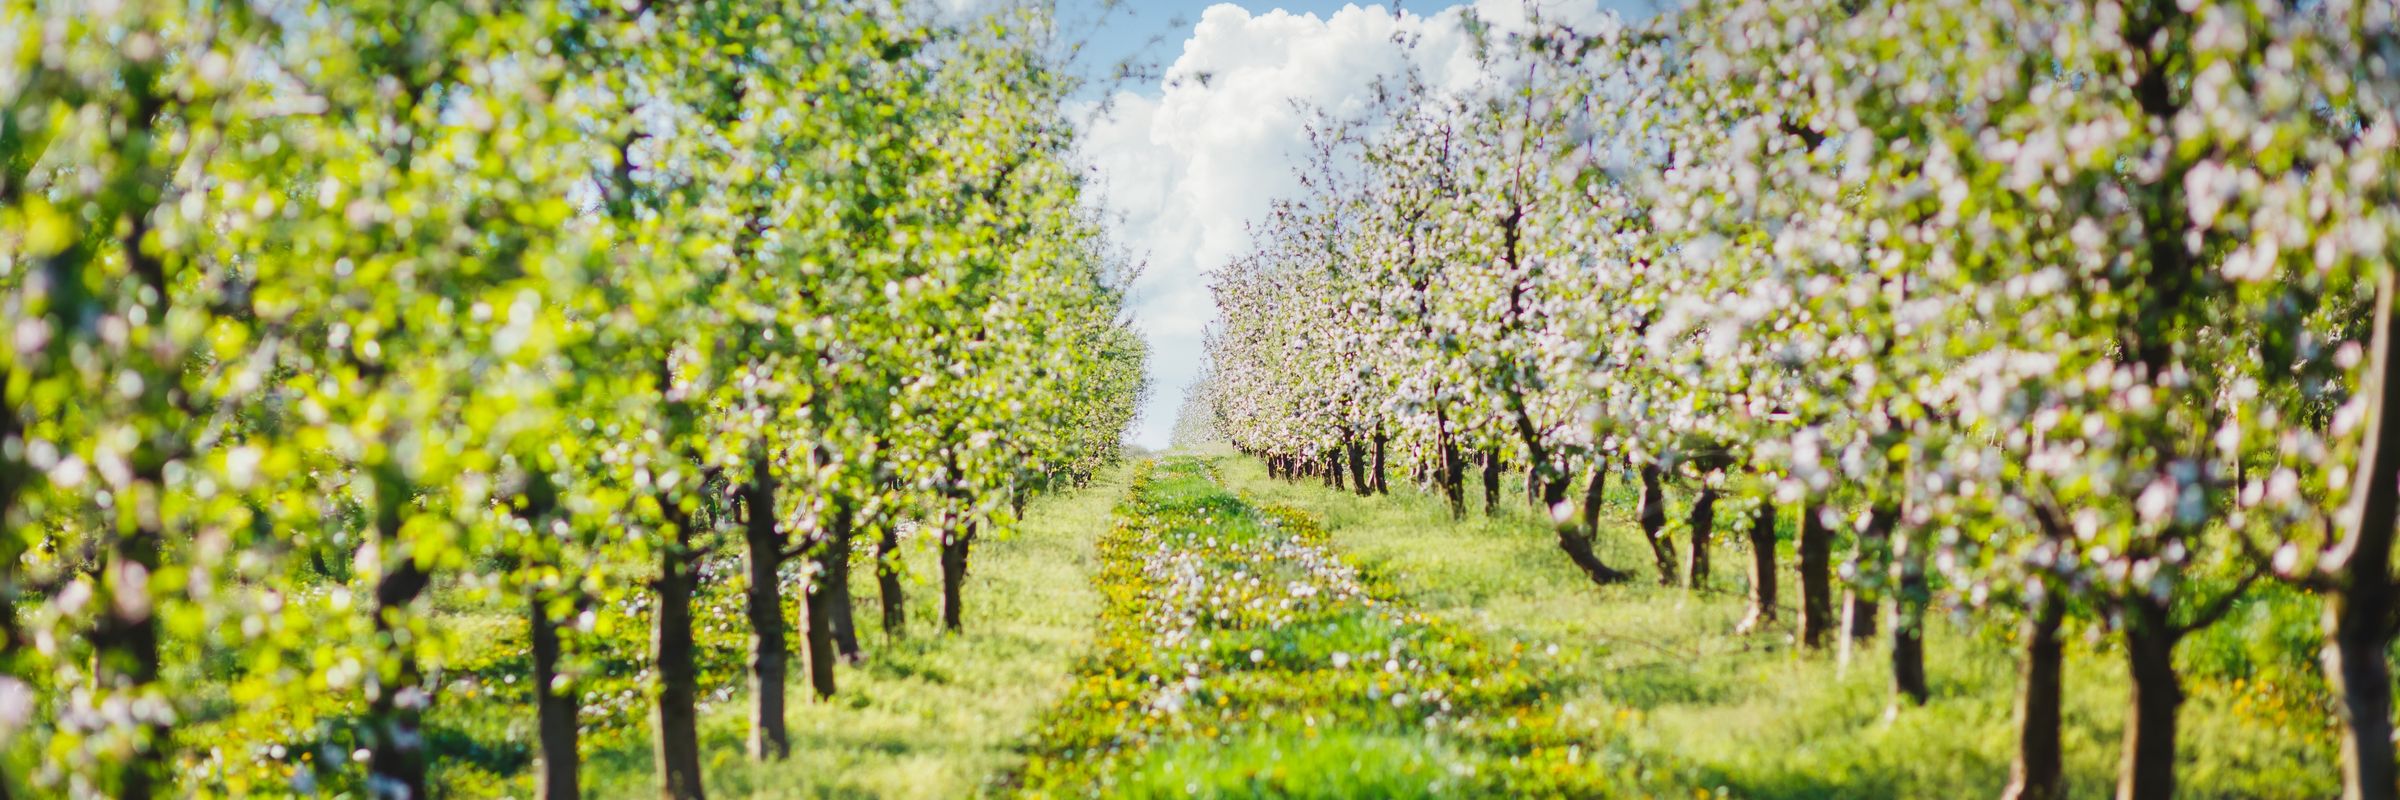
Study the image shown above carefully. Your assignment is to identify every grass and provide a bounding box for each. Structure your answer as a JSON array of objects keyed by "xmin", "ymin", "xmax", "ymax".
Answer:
[
  {"xmin": 1012, "ymin": 459, "xmax": 1625, "ymax": 798},
  {"xmin": 171, "ymin": 455, "xmax": 2329, "ymax": 797},
  {"xmin": 574, "ymin": 467, "xmax": 1125, "ymax": 799},
  {"xmin": 1213, "ymin": 455, "xmax": 2338, "ymax": 799},
  {"xmin": 197, "ymin": 468, "xmax": 1126, "ymax": 798}
]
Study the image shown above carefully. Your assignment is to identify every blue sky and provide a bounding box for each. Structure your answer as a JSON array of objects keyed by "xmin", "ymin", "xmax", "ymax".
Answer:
[{"xmin": 1055, "ymin": 1, "xmax": 1402, "ymax": 97}]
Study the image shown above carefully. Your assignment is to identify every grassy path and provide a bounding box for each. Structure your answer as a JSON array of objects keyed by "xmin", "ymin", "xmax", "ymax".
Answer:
[{"xmin": 1010, "ymin": 458, "xmax": 1616, "ymax": 798}]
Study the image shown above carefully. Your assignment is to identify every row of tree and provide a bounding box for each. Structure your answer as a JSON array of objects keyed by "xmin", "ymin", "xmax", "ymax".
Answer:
[
  {"xmin": 1197, "ymin": 1, "xmax": 2400, "ymax": 799},
  {"xmin": 0, "ymin": 1, "xmax": 1144, "ymax": 797}
]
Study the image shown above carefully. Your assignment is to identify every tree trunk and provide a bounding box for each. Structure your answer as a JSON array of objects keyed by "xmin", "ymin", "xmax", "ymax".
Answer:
[
  {"xmin": 1440, "ymin": 434, "xmax": 1467, "ymax": 519},
  {"xmin": 941, "ymin": 517, "xmax": 975, "ymax": 632},
  {"xmin": 1839, "ymin": 590, "xmax": 1873, "ymax": 670},
  {"xmin": 368, "ymin": 567, "xmax": 432, "ymax": 800},
  {"xmin": 740, "ymin": 460, "xmax": 791, "ymax": 759},
  {"xmin": 1371, "ymin": 428, "xmax": 1389, "ymax": 495},
  {"xmin": 653, "ymin": 498, "xmax": 706, "ymax": 800},
  {"xmin": 1637, "ymin": 464, "xmax": 1677, "ymax": 586},
  {"xmin": 1841, "ymin": 506, "xmax": 1884, "ymax": 670},
  {"xmin": 1526, "ymin": 463, "xmax": 1543, "ymax": 512},
  {"xmin": 2325, "ymin": 268, "xmax": 2400, "ymax": 800},
  {"xmin": 1856, "ymin": 502, "xmax": 1925, "ymax": 706},
  {"xmin": 92, "ymin": 521, "xmax": 167, "ymax": 800},
  {"xmin": 1738, "ymin": 499, "xmax": 1777, "ymax": 635},
  {"xmin": 1797, "ymin": 504, "xmax": 1835, "ymax": 650},
  {"xmin": 876, "ymin": 522, "xmax": 906, "ymax": 639},
  {"xmin": 1480, "ymin": 449, "xmax": 1503, "ymax": 515},
  {"xmin": 802, "ymin": 551, "xmax": 838, "ymax": 698},
  {"xmin": 1348, "ymin": 435, "xmax": 1371, "ymax": 497},
  {"xmin": 2004, "ymin": 590, "xmax": 2066, "ymax": 800},
  {"xmin": 1890, "ymin": 504, "xmax": 1930, "ymax": 707},
  {"xmin": 367, "ymin": 491, "xmax": 432, "ymax": 800},
  {"xmin": 1685, "ymin": 487, "xmax": 1717, "ymax": 589},
  {"xmin": 1580, "ymin": 462, "xmax": 1608, "ymax": 537},
  {"xmin": 1329, "ymin": 447, "xmax": 1347, "ymax": 491},
  {"xmin": 824, "ymin": 500, "xmax": 861, "ymax": 663},
  {"xmin": 1548, "ymin": 467, "xmax": 1631, "ymax": 586},
  {"xmin": 2117, "ymin": 615, "xmax": 2184, "ymax": 800},
  {"xmin": 529, "ymin": 587, "xmax": 580, "ymax": 800},
  {"xmin": 2327, "ymin": 582, "xmax": 2399, "ymax": 800}
]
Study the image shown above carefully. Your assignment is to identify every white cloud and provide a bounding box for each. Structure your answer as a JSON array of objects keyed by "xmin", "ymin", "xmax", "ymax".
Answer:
[{"xmin": 1077, "ymin": 0, "xmax": 1639, "ymax": 448}]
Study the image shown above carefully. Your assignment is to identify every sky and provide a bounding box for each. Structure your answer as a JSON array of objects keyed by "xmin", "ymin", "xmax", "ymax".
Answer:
[{"xmin": 1052, "ymin": 0, "xmax": 1668, "ymax": 449}]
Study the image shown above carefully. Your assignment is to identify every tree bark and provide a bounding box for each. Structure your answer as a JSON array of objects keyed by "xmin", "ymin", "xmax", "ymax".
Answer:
[
  {"xmin": 1580, "ymin": 462, "xmax": 1608, "ymax": 537},
  {"xmin": 1548, "ymin": 466, "xmax": 1632, "ymax": 586},
  {"xmin": 876, "ymin": 522, "xmax": 905, "ymax": 639},
  {"xmin": 1841, "ymin": 506, "xmax": 1884, "ymax": 670},
  {"xmin": 2004, "ymin": 590, "xmax": 2067, "ymax": 800},
  {"xmin": 1328, "ymin": 447, "xmax": 1347, "ymax": 491},
  {"xmin": 2112, "ymin": 6, "xmax": 2195, "ymax": 792},
  {"xmin": 1878, "ymin": 504, "xmax": 1928, "ymax": 707},
  {"xmin": 1685, "ymin": 487, "xmax": 1718, "ymax": 589},
  {"xmin": 1439, "ymin": 431, "xmax": 1467, "ymax": 519},
  {"xmin": 1797, "ymin": 504, "xmax": 1835, "ymax": 650},
  {"xmin": 1526, "ymin": 463, "xmax": 1543, "ymax": 513},
  {"xmin": 1480, "ymin": 449, "xmax": 1503, "ymax": 515},
  {"xmin": 2117, "ymin": 613, "xmax": 2183, "ymax": 800},
  {"xmin": 367, "ymin": 490, "xmax": 432, "ymax": 800},
  {"xmin": 92, "ymin": 519, "xmax": 167, "ymax": 800},
  {"xmin": 1348, "ymin": 435, "xmax": 1371, "ymax": 497},
  {"xmin": 1738, "ymin": 499, "xmax": 1777, "ymax": 635},
  {"xmin": 823, "ymin": 499, "xmax": 861, "ymax": 663},
  {"xmin": 529, "ymin": 587, "xmax": 580, "ymax": 800},
  {"xmin": 652, "ymin": 497, "xmax": 706, "ymax": 800},
  {"xmin": 2325, "ymin": 268, "xmax": 2400, "ymax": 800},
  {"xmin": 940, "ymin": 516, "xmax": 975, "ymax": 633},
  {"xmin": 1371, "ymin": 427, "xmax": 1390, "ymax": 495},
  {"xmin": 1892, "ymin": 564, "xmax": 1930, "ymax": 705},
  {"xmin": 802, "ymin": 542, "xmax": 838, "ymax": 698},
  {"xmin": 1637, "ymin": 464, "xmax": 1677, "ymax": 586},
  {"xmin": 740, "ymin": 459, "xmax": 791, "ymax": 759}
]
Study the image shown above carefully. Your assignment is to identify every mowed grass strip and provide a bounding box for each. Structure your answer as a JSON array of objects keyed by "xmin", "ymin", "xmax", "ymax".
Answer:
[{"xmin": 1011, "ymin": 458, "xmax": 1628, "ymax": 799}]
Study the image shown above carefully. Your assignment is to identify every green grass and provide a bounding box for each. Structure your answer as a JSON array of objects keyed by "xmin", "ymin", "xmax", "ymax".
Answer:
[
  {"xmin": 575, "ymin": 468, "xmax": 1124, "ymax": 799},
  {"xmin": 1212, "ymin": 455, "xmax": 2338, "ymax": 799},
  {"xmin": 172, "ymin": 455, "xmax": 2331, "ymax": 797},
  {"xmin": 1012, "ymin": 459, "xmax": 1626, "ymax": 799}
]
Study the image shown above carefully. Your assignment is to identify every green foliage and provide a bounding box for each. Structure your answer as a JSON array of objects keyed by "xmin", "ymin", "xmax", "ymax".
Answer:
[{"xmin": 0, "ymin": 0, "xmax": 1144, "ymax": 795}]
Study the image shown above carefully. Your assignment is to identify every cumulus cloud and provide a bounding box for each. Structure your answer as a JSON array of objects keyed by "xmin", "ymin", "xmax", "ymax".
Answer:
[{"xmin": 1077, "ymin": 0, "xmax": 1646, "ymax": 448}]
